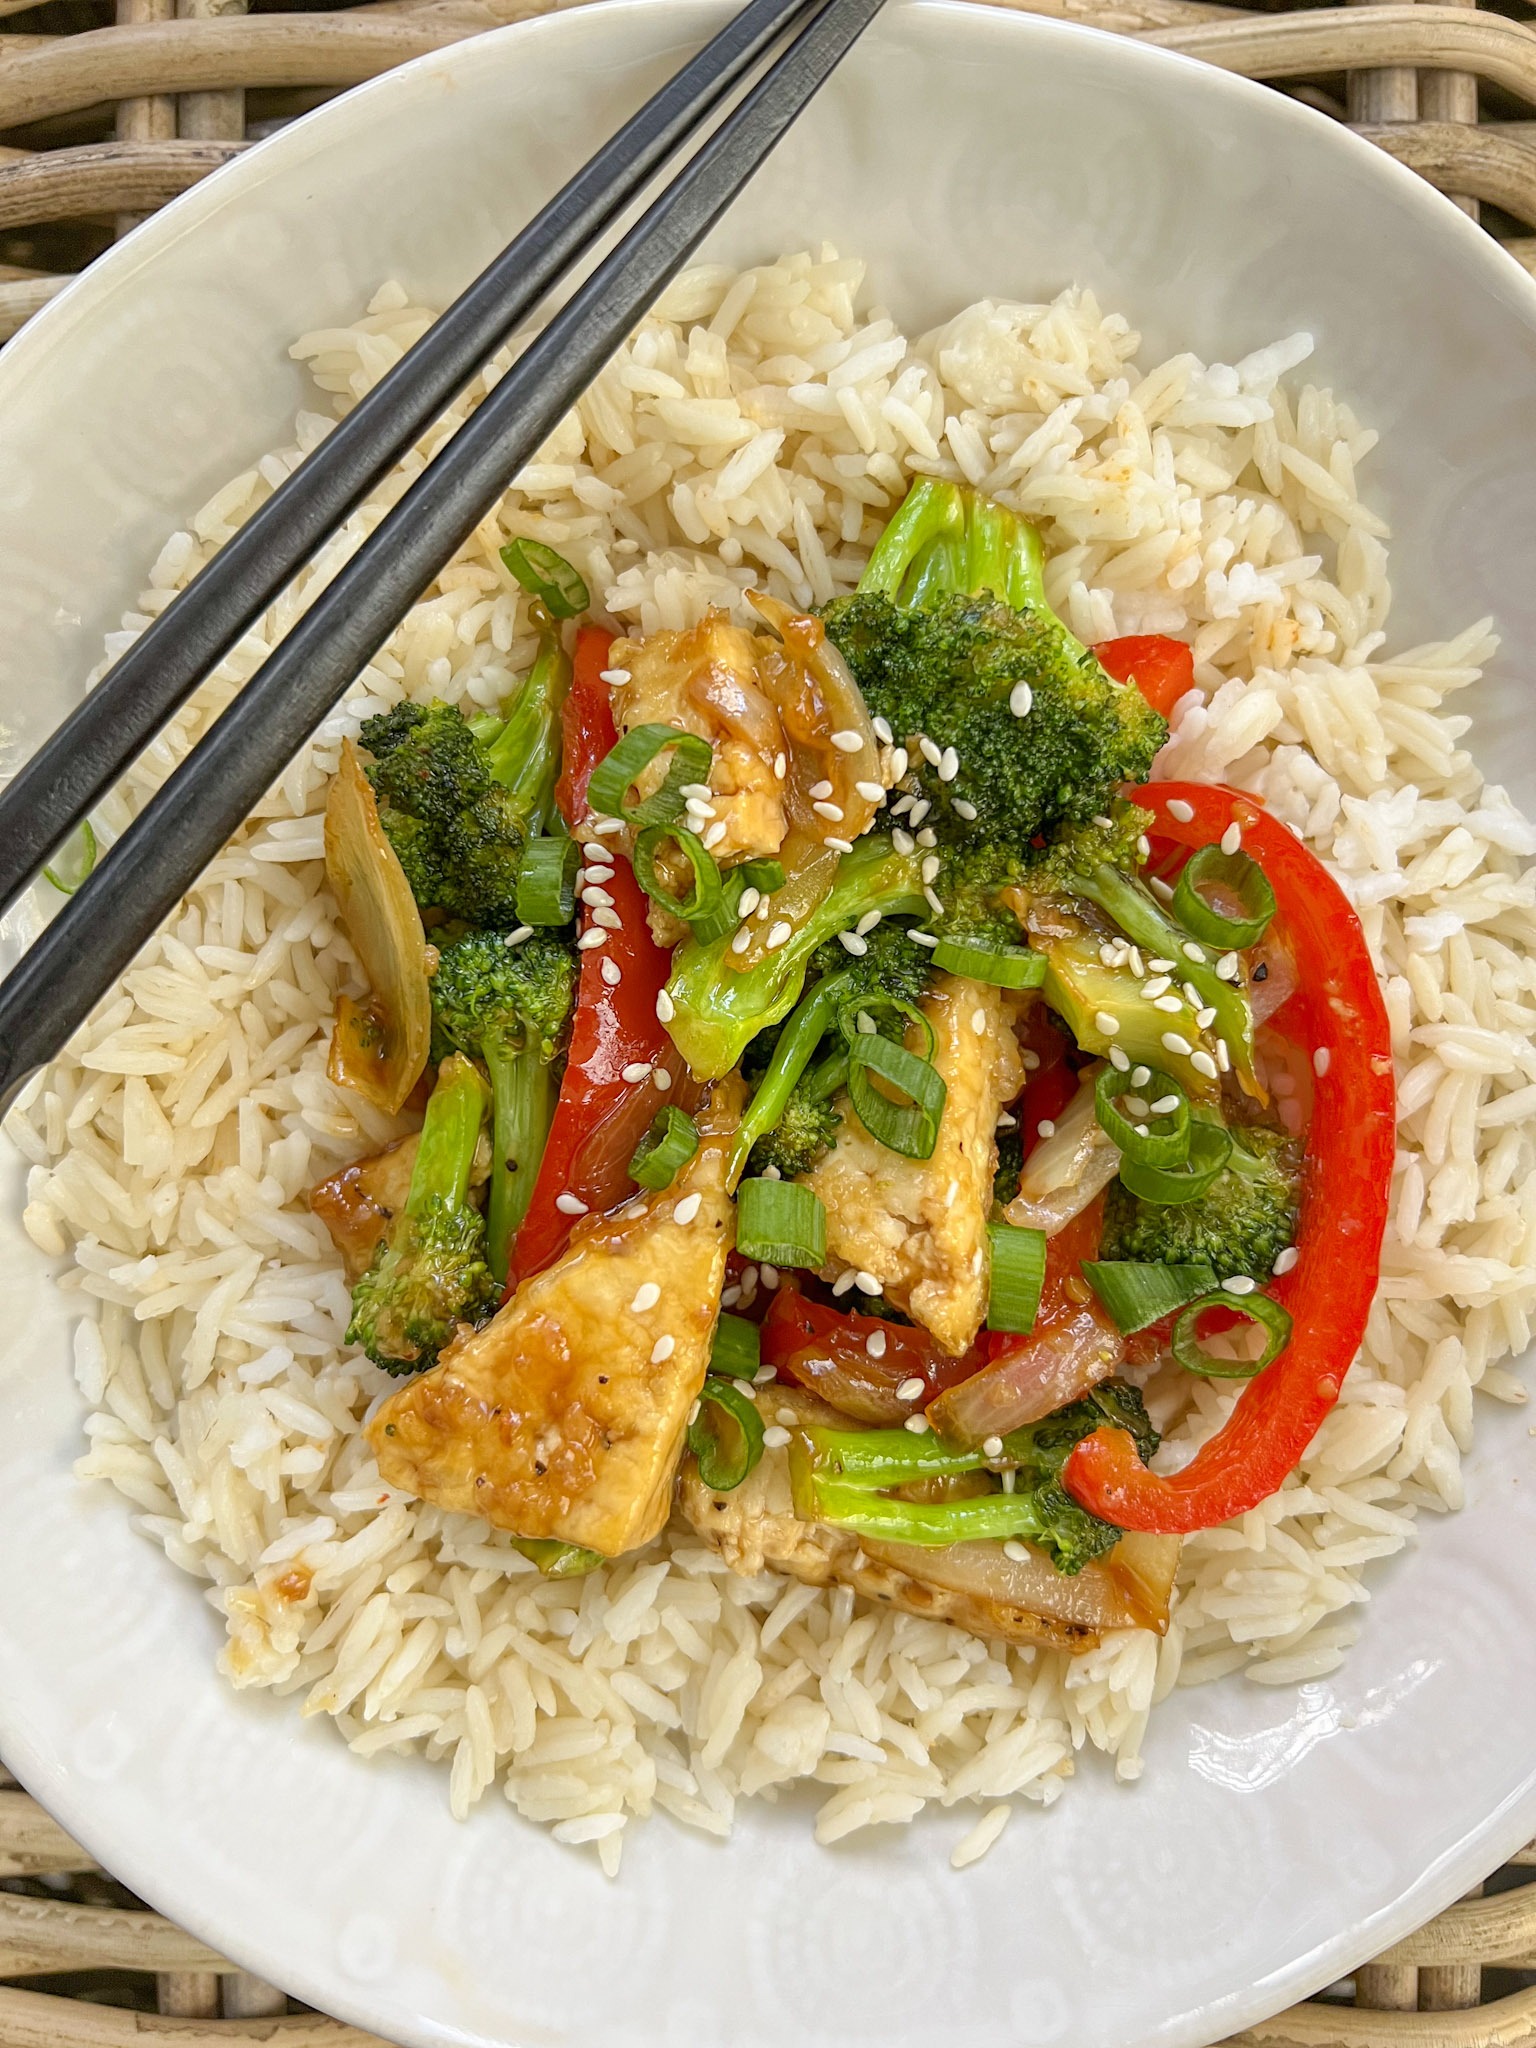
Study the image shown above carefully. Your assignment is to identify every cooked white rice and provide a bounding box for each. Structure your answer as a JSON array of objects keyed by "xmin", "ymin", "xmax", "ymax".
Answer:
[{"xmin": 8, "ymin": 248, "xmax": 1535, "ymax": 1875}]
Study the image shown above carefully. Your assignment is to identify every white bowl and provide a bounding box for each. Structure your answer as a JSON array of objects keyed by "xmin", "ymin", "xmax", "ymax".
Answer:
[{"xmin": 3, "ymin": 7, "xmax": 1536, "ymax": 2045}]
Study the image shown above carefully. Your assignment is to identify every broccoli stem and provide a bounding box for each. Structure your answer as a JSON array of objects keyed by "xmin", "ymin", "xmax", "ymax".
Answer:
[
  {"xmin": 857, "ymin": 477, "xmax": 1059, "ymax": 631},
  {"xmin": 727, "ymin": 974, "xmax": 848, "ymax": 1186},
  {"xmin": 858, "ymin": 478, "xmax": 967, "ymax": 601},
  {"xmin": 794, "ymin": 1475, "xmax": 1048, "ymax": 1549},
  {"xmin": 964, "ymin": 491, "xmax": 1048, "ymax": 613},
  {"xmin": 483, "ymin": 632, "xmax": 571, "ymax": 836},
  {"xmin": 486, "ymin": 1045, "xmax": 558, "ymax": 1279},
  {"xmin": 407, "ymin": 1054, "xmax": 489, "ymax": 1216}
]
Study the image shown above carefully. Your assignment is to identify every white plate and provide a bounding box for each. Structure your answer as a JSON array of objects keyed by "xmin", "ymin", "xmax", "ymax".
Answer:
[{"xmin": 3, "ymin": 7, "xmax": 1536, "ymax": 2044}]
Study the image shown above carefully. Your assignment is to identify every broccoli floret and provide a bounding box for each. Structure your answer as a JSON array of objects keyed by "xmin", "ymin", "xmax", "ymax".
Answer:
[
  {"xmin": 429, "ymin": 930, "xmax": 576, "ymax": 1277},
  {"xmin": 346, "ymin": 1053, "xmax": 498, "ymax": 1373},
  {"xmin": 818, "ymin": 480, "xmax": 1166, "ymax": 855},
  {"xmin": 359, "ymin": 635, "xmax": 571, "ymax": 929},
  {"xmin": 1101, "ymin": 1124, "xmax": 1302, "ymax": 1281},
  {"xmin": 993, "ymin": 1125, "xmax": 1023, "ymax": 1210},
  {"xmin": 807, "ymin": 918, "xmax": 933, "ymax": 1012},
  {"xmin": 1007, "ymin": 1380, "xmax": 1162, "ymax": 1573},
  {"xmin": 747, "ymin": 1089, "xmax": 842, "ymax": 1180}
]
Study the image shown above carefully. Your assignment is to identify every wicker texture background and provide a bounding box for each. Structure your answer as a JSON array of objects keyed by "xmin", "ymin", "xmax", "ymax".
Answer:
[{"xmin": 2, "ymin": 0, "xmax": 1535, "ymax": 2037}]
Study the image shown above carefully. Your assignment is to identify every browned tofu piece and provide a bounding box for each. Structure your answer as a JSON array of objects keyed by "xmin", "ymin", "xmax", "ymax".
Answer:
[
  {"xmin": 677, "ymin": 1387, "xmax": 1178, "ymax": 1651},
  {"xmin": 610, "ymin": 611, "xmax": 787, "ymax": 861},
  {"xmin": 803, "ymin": 975, "xmax": 1025, "ymax": 1355},
  {"xmin": 367, "ymin": 1087, "xmax": 739, "ymax": 1557}
]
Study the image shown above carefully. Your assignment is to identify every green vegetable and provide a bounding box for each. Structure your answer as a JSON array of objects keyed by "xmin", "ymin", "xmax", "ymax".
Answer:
[
  {"xmin": 587, "ymin": 724, "xmax": 713, "ymax": 830},
  {"xmin": 689, "ymin": 1376, "xmax": 766, "ymax": 1490},
  {"xmin": 746, "ymin": 1088, "xmax": 842, "ymax": 1182},
  {"xmin": 688, "ymin": 856, "xmax": 787, "ymax": 946},
  {"xmin": 428, "ymin": 929, "xmax": 577, "ymax": 1278},
  {"xmin": 346, "ymin": 1053, "xmax": 499, "ymax": 1373},
  {"xmin": 736, "ymin": 1176, "xmax": 827, "ymax": 1267},
  {"xmin": 709, "ymin": 1312, "xmax": 762, "ymax": 1381},
  {"xmin": 665, "ymin": 833, "xmax": 927, "ymax": 1081},
  {"xmin": 787, "ymin": 1380, "xmax": 1160, "ymax": 1575},
  {"xmin": 479, "ymin": 632, "xmax": 572, "ymax": 839},
  {"xmin": 1173, "ymin": 843, "xmax": 1277, "ymax": 949},
  {"xmin": 844, "ymin": 1023, "xmax": 945, "ymax": 1159},
  {"xmin": 509, "ymin": 1538, "xmax": 605, "ymax": 1577},
  {"xmin": 500, "ymin": 538, "xmax": 590, "ymax": 619},
  {"xmin": 992, "ymin": 1124, "xmax": 1024, "ymax": 1211},
  {"xmin": 986, "ymin": 1220, "xmax": 1047, "ymax": 1333},
  {"xmin": 628, "ymin": 1105, "xmax": 699, "ymax": 1190},
  {"xmin": 1101, "ymin": 1123, "xmax": 1302, "ymax": 1282},
  {"xmin": 516, "ymin": 835, "xmax": 579, "ymax": 926},
  {"xmin": 43, "ymin": 819, "xmax": 98, "ymax": 896},
  {"xmin": 1118, "ymin": 1117, "xmax": 1232, "ymax": 1204},
  {"xmin": 930, "ymin": 935, "xmax": 1046, "ymax": 988},
  {"xmin": 1082, "ymin": 1259, "xmax": 1218, "ymax": 1334},
  {"xmin": 1093, "ymin": 1063, "xmax": 1191, "ymax": 1168},
  {"xmin": 1172, "ymin": 1289, "xmax": 1293, "ymax": 1378},
  {"xmin": 632, "ymin": 824, "xmax": 722, "ymax": 923}
]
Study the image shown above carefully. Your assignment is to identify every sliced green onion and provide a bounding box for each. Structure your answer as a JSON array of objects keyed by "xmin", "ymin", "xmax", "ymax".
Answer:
[
  {"xmin": 1119, "ymin": 1118, "xmax": 1232, "ymax": 1205},
  {"xmin": 629, "ymin": 1106, "xmax": 699, "ymax": 1190},
  {"xmin": 1094, "ymin": 1063, "xmax": 1191, "ymax": 1168},
  {"xmin": 930, "ymin": 936, "xmax": 1046, "ymax": 988},
  {"xmin": 837, "ymin": 992, "xmax": 936, "ymax": 1063},
  {"xmin": 508, "ymin": 1538, "xmax": 605, "ymax": 1577},
  {"xmin": 515, "ymin": 835, "xmax": 578, "ymax": 925},
  {"xmin": 1083, "ymin": 1260, "xmax": 1219, "ymax": 1334},
  {"xmin": 684, "ymin": 855, "xmax": 787, "ymax": 947},
  {"xmin": 736, "ymin": 1177, "xmax": 826, "ymax": 1267},
  {"xmin": 986, "ymin": 1220, "xmax": 1047, "ymax": 1333},
  {"xmin": 633, "ymin": 824, "xmax": 722, "ymax": 923},
  {"xmin": 846, "ymin": 1033, "xmax": 946, "ymax": 1159},
  {"xmin": 1174, "ymin": 843, "xmax": 1277, "ymax": 949},
  {"xmin": 42, "ymin": 819, "xmax": 97, "ymax": 896},
  {"xmin": 1172, "ymin": 1289, "xmax": 1293, "ymax": 1378},
  {"xmin": 710, "ymin": 1311, "xmax": 761, "ymax": 1380},
  {"xmin": 736, "ymin": 857, "xmax": 786, "ymax": 896},
  {"xmin": 588, "ymin": 724, "xmax": 713, "ymax": 829},
  {"xmin": 500, "ymin": 538, "xmax": 589, "ymax": 619},
  {"xmin": 688, "ymin": 1375, "xmax": 766, "ymax": 1491}
]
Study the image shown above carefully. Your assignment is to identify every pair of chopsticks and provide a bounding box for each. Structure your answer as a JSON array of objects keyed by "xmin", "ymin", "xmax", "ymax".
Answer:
[{"xmin": 0, "ymin": 0, "xmax": 889, "ymax": 1117}]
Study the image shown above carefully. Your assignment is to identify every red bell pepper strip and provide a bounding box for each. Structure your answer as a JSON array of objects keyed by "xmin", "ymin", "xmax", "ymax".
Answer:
[
  {"xmin": 508, "ymin": 626, "xmax": 677, "ymax": 1286},
  {"xmin": 761, "ymin": 1283, "xmax": 981, "ymax": 1421},
  {"xmin": 1062, "ymin": 781, "xmax": 1395, "ymax": 1533},
  {"xmin": 1094, "ymin": 634, "xmax": 1196, "ymax": 719}
]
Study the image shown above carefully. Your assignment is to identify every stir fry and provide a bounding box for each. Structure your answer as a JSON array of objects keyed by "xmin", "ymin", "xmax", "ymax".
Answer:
[{"xmin": 310, "ymin": 481, "xmax": 1395, "ymax": 1645}]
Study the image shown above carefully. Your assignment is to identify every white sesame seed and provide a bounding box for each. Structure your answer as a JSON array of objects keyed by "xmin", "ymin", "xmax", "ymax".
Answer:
[
  {"xmin": 1094, "ymin": 816, "xmax": 1115, "ymax": 831},
  {"xmin": 1003, "ymin": 1540, "xmax": 1029, "ymax": 1562},
  {"xmin": 1037, "ymin": 1118, "xmax": 1056, "ymax": 1139},
  {"xmin": 855, "ymin": 1270, "xmax": 881, "ymax": 1294},
  {"xmin": 679, "ymin": 783, "xmax": 712, "ymax": 801},
  {"xmin": 688, "ymin": 1399, "xmax": 701, "ymax": 1426},
  {"xmin": 916, "ymin": 827, "xmax": 937, "ymax": 849},
  {"xmin": 773, "ymin": 752, "xmax": 787, "ymax": 780},
  {"xmin": 757, "ymin": 899, "xmax": 773, "ymax": 919},
  {"xmin": 1166, "ymin": 798, "xmax": 1195, "ymax": 823},
  {"xmin": 1221, "ymin": 821, "xmax": 1243, "ymax": 856},
  {"xmin": 1131, "ymin": 1065, "xmax": 1151, "ymax": 1088},
  {"xmin": 654, "ymin": 1068, "xmax": 673, "ymax": 1091},
  {"xmin": 1182, "ymin": 941, "xmax": 1206, "ymax": 965},
  {"xmin": 831, "ymin": 728, "xmax": 863, "ymax": 753},
  {"xmin": 944, "ymin": 1178, "xmax": 959, "ymax": 1208},
  {"xmin": 972, "ymin": 1008, "xmax": 988, "ymax": 1036},
  {"xmin": 1142, "ymin": 976, "xmax": 1172, "ymax": 1000},
  {"xmin": 577, "ymin": 928, "xmax": 607, "ymax": 950},
  {"xmin": 655, "ymin": 990, "xmax": 675, "ymax": 1031},
  {"xmin": 555, "ymin": 1193, "xmax": 589, "ymax": 1216},
  {"xmin": 684, "ymin": 796, "xmax": 715, "ymax": 820},
  {"xmin": 1095, "ymin": 1011, "xmax": 1121, "ymax": 1036},
  {"xmin": 600, "ymin": 667, "xmax": 630, "ymax": 685},
  {"xmin": 908, "ymin": 800, "xmax": 931, "ymax": 828},
  {"xmin": 1138, "ymin": 835, "xmax": 1152, "ymax": 860},
  {"xmin": 896, "ymin": 1375, "xmax": 925, "ymax": 1401},
  {"xmin": 983, "ymin": 1436, "xmax": 1004, "ymax": 1459},
  {"xmin": 921, "ymin": 855, "xmax": 941, "ymax": 885},
  {"xmin": 1001, "ymin": 1470, "xmax": 1016, "ymax": 1494},
  {"xmin": 593, "ymin": 816, "xmax": 623, "ymax": 835},
  {"xmin": 908, "ymin": 929, "xmax": 939, "ymax": 949},
  {"xmin": 1216, "ymin": 953, "xmax": 1241, "ymax": 981},
  {"xmin": 838, "ymin": 931, "xmax": 869, "ymax": 956},
  {"xmin": 809, "ymin": 779, "xmax": 835, "ymax": 801},
  {"xmin": 620, "ymin": 1061, "xmax": 653, "ymax": 1083},
  {"xmin": 650, "ymin": 1334, "xmax": 675, "ymax": 1363},
  {"xmin": 904, "ymin": 1414, "xmax": 932, "ymax": 1434},
  {"xmin": 1196, "ymin": 1005, "xmax": 1217, "ymax": 1030},
  {"xmin": 582, "ymin": 841, "xmax": 608, "ymax": 862},
  {"xmin": 832, "ymin": 1270, "xmax": 858, "ymax": 1296},
  {"xmin": 1221, "ymin": 1275, "xmax": 1257, "ymax": 1295},
  {"xmin": 1150, "ymin": 1094, "xmax": 1180, "ymax": 1115},
  {"xmin": 856, "ymin": 780, "xmax": 885, "ymax": 803},
  {"xmin": 703, "ymin": 821, "xmax": 728, "ymax": 850},
  {"xmin": 828, "ymin": 837, "xmax": 855, "ymax": 854},
  {"xmin": 938, "ymin": 746, "xmax": 960, "ymax": 783},
  {"xmin": 1149, "ymin": 957, "xmax": 1177, "ymax": 973},
  {"xmin": 996, "ymin": 1109, "xmax": 1017, "ymax": 1129},
  {"xmin": 1149, "ymin": 875, "xmax": 1175, "ymax": 902},
  {"xmin": 504, "ymin": 925, "xmax": 534, "ymax": 947},
  {"xmin": 1153, "ymin": 994, "xmax": 1183, "ymax": 1014},
  {"xmin": 721, "ymin": 1286, "xmax": 742, "ymax": 1308},
  {"xmin": 631, "ymin": 1283, "xmax": 660, "ymax": 1313},
  {"xmin": 762, "ymin": 1426, "xmax": 791, "ymax": 1450},
  {"xmin": 582, "ymin": 885, "xmax": 614, "ymax": 908},
  {"xmin": 592, "ymin": 907, "xmax": 622, "ymax": 929},
  {"xmin": 767, "ymin": 920, "xmax": 793, "ymax": 950},
  {"xmin": 1190, "ymin": 1049, "xmax": 1219, "ymax": 1079},
  {"xmin": 953, "ymin": 799, "xmax": 978, "ymax": 821},
  {"xmin": 919, "ymin": 735, "xmax": 943, "ymax": 767},
  {"xmin": 1109, "ymin": 1046, "xmax": 1130, "ymax": 1072},
  {"xmin": 731, "ymin": 928, "xmax": 753, "ymax": 955},
  {"xmin": 1274, "ymin": 1247, "xmax": 1299, "ymax": 1276},
  {"xmin": 1135, "ymin": 1122, "xmax": 1150, "ymax": 1137},
  {"xmin": 866, "ymin": 1330, "xmax": 888, "ymax": 1358},
  {"xmin": 736, "ymin": 1380, "xmax": 759, "ymax": 1400},
  {"xmin": 1313, "ymin": 1046, "xmax": 1332, "ymax": 1077},
  {"xmin": 924, "ymin": 887, "xmax": 946, "ymax": 918},
  {"xmin": 892, "ymin": 828, "xmax": 916, "ymax": 856},
  {"xmin": 737, "ymin": 888, "xmax": 762, "ymax": 919},
  {"xmin": 1128, "ymin": 948, "xmax": 1144, "ymax": 978},
  {"xmin": 1162, "ymin": 1031, "xmax": 1193, "ymax": 1056},
  {"xmin": 1009, "ymin": 682, "xmax": 1033, "ymax": 717},
  {"xmin": 673, "ymin": 1192, "xmax": 702, "ymax": 1225},
  {"xmin": 855, "ymin": 911, "xmax": 882, "ymax": 937},
  {"xmin": 1215, "ymin": 1038, "xmax": 1231, "ymax": 1073},
  {"xmin": 1124, "ymin": 1097, "xmax": 1151, "ymax": 1119},
  {"xmin": 601, "ymin": 958, "xmax": 622, "ymax": 986},
  {"xmin": 813, "ymin": 801, "xmax": 845, "ymax": 823},
  {"xmin": 872, "ymin": 716, "xmax": 894, "ymax": 744},
  {"xmin": 890, "ymin": 747, "xmax": 909, "ymax": 781},
  {"xmin": 585, "ymin": 865, "xmax": 615, "ymax": 886}
]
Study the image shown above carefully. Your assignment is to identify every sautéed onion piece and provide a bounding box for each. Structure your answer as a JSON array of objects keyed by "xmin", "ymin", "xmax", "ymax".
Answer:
[
  {"xmin": 860, "ymin": 1528, "xmax": 1180, "ymax": 1635},
  {"xmin": 1006, "ymin": 1067, "xmax": 1121, "ymax": 1233},
  {"xmin": 926, "ymin": 1307, "xmax": 1125, "ymax": 1447}
]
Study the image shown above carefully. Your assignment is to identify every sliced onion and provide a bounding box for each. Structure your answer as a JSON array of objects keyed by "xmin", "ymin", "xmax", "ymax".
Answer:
[
  {"xmin": 1005, "ymin": 1067, "xmax": 1122, "ymax": 1233},
  {"xmin": 750, "ymin": 592, "xmax": 881, "ymax": 843},
  {"xmin": 1248, "ymin": 926, "xmax": 1299, "ymax": 1027},
  {"xmin": 860, "ymin": 1529, "xmax": 1174, "ymax": 1635},
  {"xmin": 324, "ymin": 739, "xmax": 431, "ymax": 1114},
  {"xmin": 724, "ymin": 827, "xmax": 841, "ymax": 976},
  {"xmin": 925, "ymin": 1306, "xmax": 1124, "ymax": 1448}
]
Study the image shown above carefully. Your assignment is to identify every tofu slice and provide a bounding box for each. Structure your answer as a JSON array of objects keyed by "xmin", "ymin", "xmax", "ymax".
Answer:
[
  {"xmin": 610, "ymin": 611, "xmax": 787, "ymax": 862},
  {"xmin": 802, "ymin": 974, "xmax": 1025, "ymax": 1355},
  {"xmin": 367, "ymin": 1083, "xmax": 740, "ymax": 1557}
]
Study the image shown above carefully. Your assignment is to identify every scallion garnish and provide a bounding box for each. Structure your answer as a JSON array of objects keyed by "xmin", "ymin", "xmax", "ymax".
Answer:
[
  {"xmin": 633, "ymin": 824, "xmax": 723, "ymax": 923},
  {"xmin": 515, "ymin": 835, "xmax": 579, "ymax": 925},
  {"xmin": 1094, "ymin": 1063, "xmax": 1191, "ymax": 1167},
  {"xmin": 845, "ymin": 1033, "xmax": 946, "ymax": 1159},
  {"xmin": 1173, "ymin": 843, "xmax": 1277, "ymax": 949},
  {"xmin": 588, "ymin": 724, "xmax": 713, "ymax": 829},
  {"xmin": 42, "ymin": 819, "xmax": 98, "ymax": 897},
  {"xmin": 1171, "ymin": 1288, "xmax": 1293, "ymax": 1378},
  {"xmin": 1119, "ymin": 1118, "xmax": 1232, "ymax": 1205},
  {"xmin": 986, "ymin": 1219, "xmax": 1047, "ymax": 1333},
  {"xmin": 678, "ymin": 854, "xmax": 786, "ymax": 946},
  {"xmin": 1082, "ymin": 1259, "xmax": 1218, "ymax": 1334},
  {"xmin": 710, "ymin": 1311, "xmax": 762, "ymax": 1380},
  {"xmin": 688, "ymin": 1375, "xmax": 766, "ymax": 1491},
  {"xmin": 628, "ymin": 1106, "xmax": 699, "ymax": 1190},
  {"xmin": 736, "ymin": 1176, "xmax": 827, "ymax": 1266},
  {"xmin": 930, "ymin": 936, "xmax": 1046, "ymax": 988},
  {"xmin": 500, "ymin": 538, "xmax": 590, "ymax": 620},
  {"xmin": 508, "ymin": 1537, "xmax": 605, "ymax": 1577}
]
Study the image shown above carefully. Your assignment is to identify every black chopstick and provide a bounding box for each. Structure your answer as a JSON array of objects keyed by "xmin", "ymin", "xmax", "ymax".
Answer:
[
  {"xmin": 0, "ymin": 0, "xmax": 827, "ymax": 917},
  {"xmin": 0, "ymin": 0, "xmax": 889, "ymax": 1115}
]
